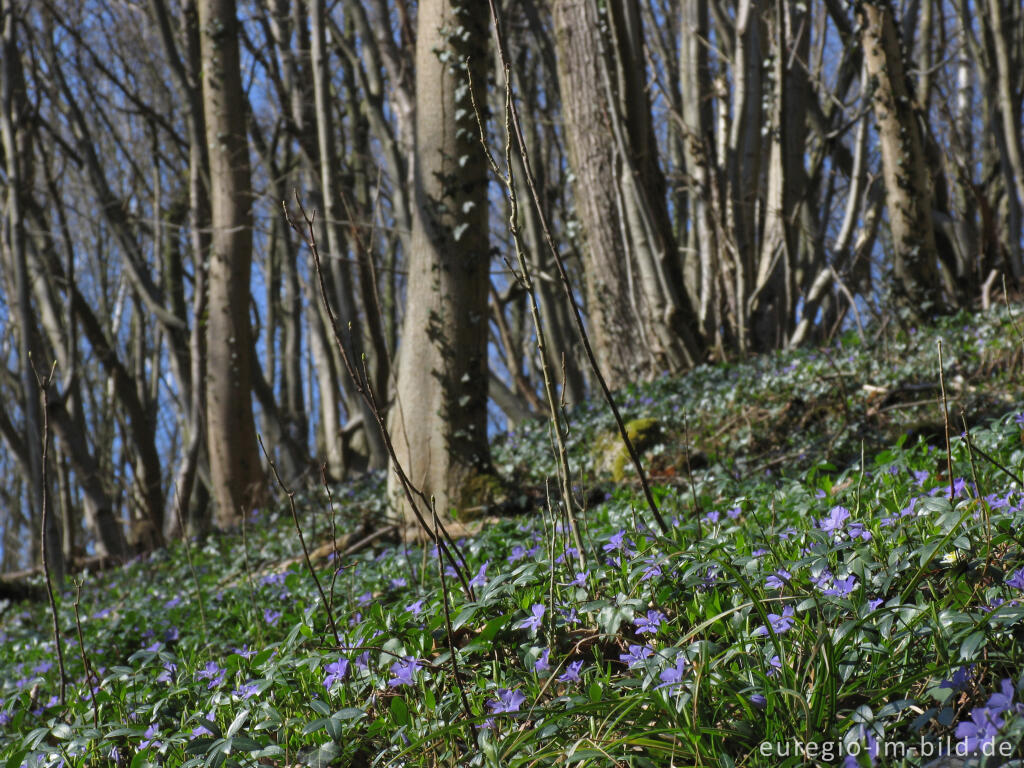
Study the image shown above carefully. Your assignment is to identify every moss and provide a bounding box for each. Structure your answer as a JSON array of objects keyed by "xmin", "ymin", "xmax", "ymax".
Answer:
[
  {"xmin": 454, "ymin": 471, "xmax": 507, "ymax": 520},
  {"xmin": 593, "ymin": 417, "xmax": 663, "ymax": 482}
]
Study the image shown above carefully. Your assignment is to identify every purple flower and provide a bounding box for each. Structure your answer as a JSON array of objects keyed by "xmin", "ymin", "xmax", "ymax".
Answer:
[
  {"xmin": 508, "ymin": 545, "xmax": 527, "ymax": 564},
  {"xmin": 634, "ymin": 609, "xmax": 666, "ymax": 635},
  {"xmin": 1006, "ymin": 569, "xmax": 1024, "ymax": 590},
  {"xmin": 940, "ymin": 665, "xmax": 973, "ymax": 692},
  {"xmin": 469, "ymin": 562, "xmax": 489, "ymax": 588},
  {"xmin": 139, "ymin": 723, "xmax": 161, "ymax": 749},
  {"xmin": 323, "ymin": 658, "xmax": 350, "ymax": 690},
  {"xmin": 196, "ymin": 661, "xmax": 225, "ymax": 689},
  {"xmin": 192, "ymin": 711, "xmax": 217, "ymax": 737},
  {"xmin": 388, "ymin": 656, "xmax": 421, "ymax": 688},
  {"xmin": 554, "ymin": 547, "xmax": 580, "ymax": 565},
  {"xmin": 234, "ymin": 644, "xmax": 257, "ymax": 659},
  {"xmin": 727, "ymin": 506, "xmax": 742, "ymax": 520},
  {"xmin": 234, "ymin": 681, "xmax": 260, "ymax": 700},
  {"xmin": 955, "ymin": 707, "xmax": 1004, "ymax": 753},
  {"xmin": 818, "ymin": 506, "xmax": 850, "ymax": 536},
  {"xmin": 156, "ymin": 661, "xmax": 177, "ymax": 683},
  {"xmin": 569, "ymin": 571, "xmax": 589, "ymax": 588},
  {"xmin": 163, "ymin": 596, "xmax": 182, "ymax": 610},
  {"xmin": 558, "ymin": 660, "xmax": 584, "ymax": 683},
  {"xmin": 703, "ymin": 510, "xmax": 720, "ymax": 525},
  {"xmin": 847, "ymin": 522, "xmax": 872, "ymax": 541},
  {"xmin": 519, "ymin": 604, "xmax": 545, "ymax": 632},
  {"xmin": 985, "ymin": 678, "xmax": 1017, "ymax": 715},
  {"xmin": 811, "ymin": 569, "xmax": 833, "ymax": 591},
  {"xmin": 560, "ymin": 607, "xmax": 579, "ymax": 625},
  {"xmin": 32, "ymin": 660, "xmax": 53, "ymax": 675},
  {"xmin": 620, "ymin": 644, "xmax": 653, "ymax": 668},
  {"xmin": 390, "ymin": 577, "xmax": 407, "ymax": 588},
  {"xmin": 823, "ymin": 575, "xmax": 858, "ymax": 598},
  {"xmin": 487, "ymin": 688, "xmax": 526, "ymax": 714},
  {"xmin": 405, "ymin": 599, "xmax": 426, "ymax": 617},
  {"xmin": 656, "ymin": 655, "xmax": 687, "ymax": 693},
  {"xmin": 264, "ymin": 608, "xmax": 281, "ymax": 627},
  {"xmin": 765, "ymin": 569, "xmax": 791, "ymax": 590},
  {"xmin": 768, "ymin": 655, "xmax": 782, "ymax": 677},
  {"xmin": 750, "ymin": 693, "xmax": 767, "ymax": 709},
  {"xmin": 752, "ymin": 605, "xmax": 795, "ymax": 637},
  {"xmin": 602, "ymin": 529, "xmax": 635, "ymax": 556},
  {"xmin": 356, "ymin": 592, "xmax": 372, "ymax": 607},
  {"xmin": 640, "ymin": 558, "xmax": 662, "ymax": 582},
  {"xmin": 912, "ymin": 470, "xmax": 930, "ymax": 487},
  {"xmin": 534, "ymin": 649, "xmax": 550, "ymax": 674}
]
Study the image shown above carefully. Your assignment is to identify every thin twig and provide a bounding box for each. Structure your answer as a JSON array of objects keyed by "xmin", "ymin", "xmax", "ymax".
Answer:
[
  {"xmin": 71, "ymin": 580, "xmax": 98, "ymax": 728},
  {"xmin": 174, "ymin": 485, "xmax": 209, "ymax": 640},
  {"xmin": 33, "ymin": 359, "xmax": 66, "ymax": 706},
  {"xmin": 283, "ymin": 198, "xmax": 476, "ymax": 601},
  {"xmin": 937, "ymin": 340, "xmax": 955, "ymax": 502},
  {"xmin": 431, "ymin": 497, "xmax": 474, "ymax": 724},
  {"xmin": 467, "ymin": 65, "xmax": 586, "ymax": 570},
  {"xmin": 259, "ymin": 434, "xmax": 341, "ymax": 646},
  {"xmin": 484, "ymin": 1, "xmax": 669, "ymax": 535},
  {"xmin": 960, "ymin": 412, "xmax": 992, "ymax": 581}
]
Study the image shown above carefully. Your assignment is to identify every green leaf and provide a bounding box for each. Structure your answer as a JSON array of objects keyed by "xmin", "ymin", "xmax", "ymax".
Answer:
[
  {"xmin": 391, "ymin": 695, "xmax": 410, "ymax": 726},
  {"xmin": 309, "ymin": 699, "xmax": 331, "ymax": 717},
  {"xmin": 226, "ymin": 709, "xmax": 249, "ymax": 737},
  {"xmin": 334, "ymin": 707, "xmax": 364, "ymax": 721},
  {"xmin": 959, "ymin": 631, "xmax": 987, "ymax": 660},
  {"xmin": 298, "ymin": 742, "xmax": 341, "ymax": 767}
]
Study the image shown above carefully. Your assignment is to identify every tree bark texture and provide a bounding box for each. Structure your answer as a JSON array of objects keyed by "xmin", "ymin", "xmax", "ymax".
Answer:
[
  {"xmin": 553, "ymin": 0, "xmax": 702, "ymax": 389},
  {"xmin": 199, "ymin": 0, "xmax": 264, "ymax": 526},
  {"xmin": 388, "ymin": 0, "xmax": 492, "ymax": 525},
  {"xmin": 857, "ymin": 0, "xmax": 947, "ymax": 312}
]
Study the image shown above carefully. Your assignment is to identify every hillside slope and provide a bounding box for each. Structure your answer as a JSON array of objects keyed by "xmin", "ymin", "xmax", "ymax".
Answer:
[{"xmin": 4, "ymin": 307, "xmax": 1024, "ymax": 766}]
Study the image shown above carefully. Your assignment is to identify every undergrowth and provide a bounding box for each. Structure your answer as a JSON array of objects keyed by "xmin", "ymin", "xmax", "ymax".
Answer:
[{"xmin": 4, "ymin": 307, "xmax": 1024, "ymax": 766}]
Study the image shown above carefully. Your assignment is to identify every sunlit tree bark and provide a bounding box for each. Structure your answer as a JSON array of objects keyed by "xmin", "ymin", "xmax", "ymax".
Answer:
[{"xmin": 199, "ymin": 0, "xmax": 264, "ymax": 526}]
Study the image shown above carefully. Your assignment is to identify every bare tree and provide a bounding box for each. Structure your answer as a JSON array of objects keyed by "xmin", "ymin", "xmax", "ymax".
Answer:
[
  {"xmin": 388, "ymin": 0, "xmax": 493, "ymax": 526},
  {"xmin": 199, "ymin": 0, "xmax": 264, "ymax": 526}
]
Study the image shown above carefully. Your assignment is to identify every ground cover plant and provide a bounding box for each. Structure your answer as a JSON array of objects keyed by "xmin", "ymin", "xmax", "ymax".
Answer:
[{"xmin": 6, "ymin": 307, "xmax": 1024, "ymax": 766}]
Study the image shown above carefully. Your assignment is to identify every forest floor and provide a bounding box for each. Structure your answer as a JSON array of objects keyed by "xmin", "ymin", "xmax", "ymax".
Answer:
[{"xmin": 6, "ymin": 305, "xmax": 1024, "ymax": 766}]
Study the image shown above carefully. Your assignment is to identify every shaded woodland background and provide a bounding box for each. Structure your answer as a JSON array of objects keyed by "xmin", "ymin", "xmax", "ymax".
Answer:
[{"xmin": 0, "ymin": 0, "xmax": 1021, "ymax": 579}]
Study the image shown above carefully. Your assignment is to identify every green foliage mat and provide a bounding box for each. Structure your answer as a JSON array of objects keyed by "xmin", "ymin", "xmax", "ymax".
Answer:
[{"xmin": 5, "ymin": 307, "xmax": 1024, "ymax": 766}]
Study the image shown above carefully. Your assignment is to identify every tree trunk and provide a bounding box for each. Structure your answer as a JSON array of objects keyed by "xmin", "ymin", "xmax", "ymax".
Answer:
[
  {"xmin": 199, "ymin": 0, "xmax": 264, "ymax": 527},
  {"xmin": 309, "ymin": 0, "xmax": 387, "ymax": 470},
  {"xmin": 388, "ymin": 0, "xmax": 492, "ymax": 527},
  {"xmin": 2, "ymin": 4, "xmax": 62, "ymax": 583},
  {"xmin": 857, "ymin": 0, "xmax": 947, "ymax": 313},
  {"xmin": 553, "ymin": 0, "xmax": 702, "ymax": 390}
]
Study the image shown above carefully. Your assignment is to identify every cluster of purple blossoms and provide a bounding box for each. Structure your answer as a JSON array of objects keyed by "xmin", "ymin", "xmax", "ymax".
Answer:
[
  {"xmin": 752, "ymin": 605, "xmax": 796, "ymax": 637},
  {"xmin": 765, "ymin": 569, "xmax": 791, "ymax": 590},
  {"xmin": 322, "ymin": 658, "xmax": 349, "ymax": 690},
  {"xmin": 634, "ymin": 610, "xmax": 666, "ymax": 635},
  {"xmin": 955, "ymin": 678, "xmax": 1023, "ymax": 753},
  {"xmin": 195, "ymin": 661, "xmax": 225, "ymax": 689},
  {"xmin": 519, "ymin": 604, "xmax": 546, "ymax": 632},
  {"xmin": 619, "ymin": 644, "xmax": 653, "ymax": 668},
  {"xmin": 388, "ymin": 656, "xmax": 422, "ymax": 688}
]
